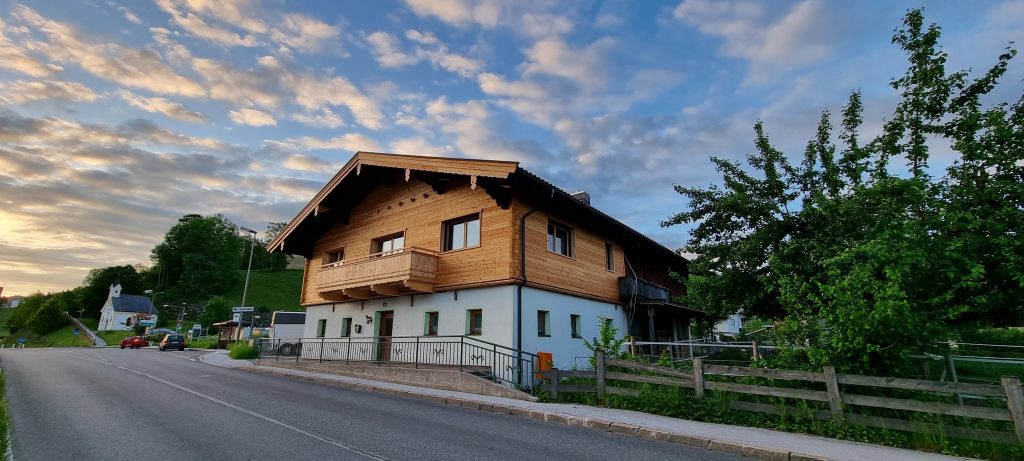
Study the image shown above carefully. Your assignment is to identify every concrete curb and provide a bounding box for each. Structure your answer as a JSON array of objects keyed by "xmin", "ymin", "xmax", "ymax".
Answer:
[{"xmin": 244, "ymin": 367, "xmax": 829, "ymax": 461}]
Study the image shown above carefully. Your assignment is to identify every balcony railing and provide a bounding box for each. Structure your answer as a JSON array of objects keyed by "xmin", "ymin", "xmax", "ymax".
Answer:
[{"xmin": 316, "ymin": 246, "xmax": 438, "ymax": 298}]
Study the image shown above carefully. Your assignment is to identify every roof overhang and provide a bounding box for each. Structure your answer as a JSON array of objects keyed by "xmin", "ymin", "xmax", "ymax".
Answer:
[{"xmin": 635, "ymin": 300, "xmax": 709, "ymax": 318}]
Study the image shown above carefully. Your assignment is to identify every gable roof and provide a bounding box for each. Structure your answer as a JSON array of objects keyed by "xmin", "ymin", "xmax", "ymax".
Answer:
[
  {"xmin": 267, "ymin": 151, "xmax": 687, "ymax": 269},
  {"xmin": 111, "ymin": 294, "xmax": 156, "ymax": 314}
]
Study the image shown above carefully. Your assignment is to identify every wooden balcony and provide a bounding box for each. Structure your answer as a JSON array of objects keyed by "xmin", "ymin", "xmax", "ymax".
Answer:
[{"xmin": 316, "ymin": 247, "xmax": 438, "ymax": 300}]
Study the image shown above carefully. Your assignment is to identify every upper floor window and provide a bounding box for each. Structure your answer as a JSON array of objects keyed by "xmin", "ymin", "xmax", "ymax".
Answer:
[
  {"xmin": 373, "ymin": 232, "xmax": 405, "ymax": 255},
  {"xmin": 547, "ymin": 221, "xmax": 574, "ymax": 257},
  {"xmin": 323, "ymin": 248, "xmax": 344, "ymax": 266},
  {"xmin": 605, "ymin": 243, "xmax": 614, "ymax": 271},
  {"xmin": 443, "ymin": 214, "xmax": 481, "ymax": 252}
]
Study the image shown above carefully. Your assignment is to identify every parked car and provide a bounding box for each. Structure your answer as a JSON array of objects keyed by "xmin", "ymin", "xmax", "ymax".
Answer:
[
  {"xmin": 120, "ymin": 336, "xmax": 147, "ymax": 349},
  {"xmin": 159, "ymin": 334, "xmax": 186, "ymax": 351}
]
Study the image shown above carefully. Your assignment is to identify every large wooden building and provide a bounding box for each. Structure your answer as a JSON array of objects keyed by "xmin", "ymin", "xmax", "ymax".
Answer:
[{"xmin": 267, "ymin": 152, "xmax": 700, "ymax": 368}]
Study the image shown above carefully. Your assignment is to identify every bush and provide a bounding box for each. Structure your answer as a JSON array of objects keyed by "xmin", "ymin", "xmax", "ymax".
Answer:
[{"xmin": 228, "ymin": 343, "xmax": 258, "ymax": 359}]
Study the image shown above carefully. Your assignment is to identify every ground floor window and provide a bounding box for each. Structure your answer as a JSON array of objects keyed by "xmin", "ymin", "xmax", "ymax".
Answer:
[
  {"xmin": 571, "ymin": 314, "xmax": 582, "ymax": 338},
  {"xmin": 316, "ymin": 319, "xmax": 326, "ymax": 338},
  {"xmin": 537, "ymin": 310, "xmax": 550, "ymax": 337},
  {"xmin": 466, "ymin": 309, "xmax": 483, "ymax": 336},
  {"xmin": 425, "ymin": 311, "xmax": 439, "ymax": 336},
  {"xmin": 340, "ymin": 317, "xmax": 352, "ymax": 337}
]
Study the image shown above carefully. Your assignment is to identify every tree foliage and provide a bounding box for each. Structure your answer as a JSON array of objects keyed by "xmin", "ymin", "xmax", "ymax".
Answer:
[
  {"xmin": 664, "ymin": 10, "xmax": 1022, "ymax": 373},
  {"xmin": 198, "ymin": 295, "xmax": 231, "ymax": 329},
  {"xmin": 80, "ymin": 265, "xmax": 143, "ymax": 318},
  {"xmin": 151, "ymin": 214, "xmax": 244, "ymax": 302}
]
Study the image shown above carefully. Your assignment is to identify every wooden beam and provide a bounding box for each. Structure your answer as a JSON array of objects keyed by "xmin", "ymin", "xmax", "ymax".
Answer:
[
  {"xmin": 371, "ymin": 283, "xmax": 403, "ymax": 297},
  {"xmin": 342, "ymin": 287, "xmax": 373, "ymax": 299},
  {"xmin": 404, "ymin": 280, "xmax": 435, "ymax": 293},
  {"xmin": 320, "ymin": 291, "xmax": 350, "ymax": 302},
  {"xmin": 477, "ymin": 178, "xmax": 512, "ymax": 209}
]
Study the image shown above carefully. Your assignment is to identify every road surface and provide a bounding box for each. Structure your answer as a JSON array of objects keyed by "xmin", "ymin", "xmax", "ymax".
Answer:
[{"xmin": 2, "ymin": 348, "xmax": 746, "ymax": 460}]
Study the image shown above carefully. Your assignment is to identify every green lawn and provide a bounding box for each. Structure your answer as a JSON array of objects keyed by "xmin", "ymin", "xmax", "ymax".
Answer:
[
  {"xmin": 4, "ymin": 324, "xmax": 93, "ymax": 348},
  {"xmin": 220, "ymin": 269, "xmax": 304, "ymax": 310},
  {"xmin": 95, "ymin": 329, "xmax": 137, "ymax": 346},
  {"xmin": 78, "ymin": 317, "xmax": 99, "ymax": 330}
]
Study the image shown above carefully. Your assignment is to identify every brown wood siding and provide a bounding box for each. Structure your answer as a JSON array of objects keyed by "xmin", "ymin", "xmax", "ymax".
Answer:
[
  {"xmin": 300, "ymin": 179, "xmax": 516, "ymax": 305},
  {"xmin": 515, "ymin": 203, "xmax": 626, "ymax": 303}
]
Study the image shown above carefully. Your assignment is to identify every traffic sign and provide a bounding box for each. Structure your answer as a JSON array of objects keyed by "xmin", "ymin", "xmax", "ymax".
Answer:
[
  {"xmin": 232, "ymin": 313, "xmax": 241, "ymax": 323},
  {"xmin": 232, "ymin": 306, "xmax": 254, "ymax": 313},
  {"xmin": 72, "ymin": 328, "xmax": 80, "ymax": 336},
  {"xmin": 140, "ymin": 319, "xmax": 156, "ymax": 327},
  {"xmin": 17, "ymin": 337, "xmax": 26, "ymax": 344}
]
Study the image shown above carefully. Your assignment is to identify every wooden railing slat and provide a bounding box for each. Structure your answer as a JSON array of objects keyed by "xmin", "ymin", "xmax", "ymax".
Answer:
[
  {"xmin": 605, "ymin": 358, "xmax": 694, "ymax": 379},
  {"xmin": 704, "ymin": 364, "xmax": 825, "ymax": 382},
  {"xmin": 837, "ymin": 374, "xmax": 1005, "ymax": 397},
  {"xmin": 606, "ymin": 371, "xmax": 694, "ymax": 388},
  {"xmin": 705, "ymin": 381, "xmax": 830, "ymax": 402},
  {"xmin": 842, "ymin": 394, "xmax": 1013, "ymax": 421}
]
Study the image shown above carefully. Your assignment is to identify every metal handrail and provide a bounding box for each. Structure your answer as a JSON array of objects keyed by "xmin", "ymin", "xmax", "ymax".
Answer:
[{"xmin": 257, "ymin": 335, "xmax": 538, "ymax": 393}]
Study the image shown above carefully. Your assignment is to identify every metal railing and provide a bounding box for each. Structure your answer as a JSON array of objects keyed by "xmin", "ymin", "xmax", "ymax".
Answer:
[
  {"xmin": 632, "ymin": 340, "xmax": 785, "ymax": 366},
  {"xmin": 257, "ymin": 335, "xmax": 538, "ymax": 393}
]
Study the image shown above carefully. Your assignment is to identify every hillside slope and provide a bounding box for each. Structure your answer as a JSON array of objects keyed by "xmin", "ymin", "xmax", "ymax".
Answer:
[{"xmin": 219, "ymin": 269, "xmax": 304, "ymax": 311}]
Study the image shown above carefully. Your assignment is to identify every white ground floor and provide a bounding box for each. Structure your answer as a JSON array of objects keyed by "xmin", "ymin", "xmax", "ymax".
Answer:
[{"xmin": 299, "ymin": 285, "xmax": 632, "ymax": 370}]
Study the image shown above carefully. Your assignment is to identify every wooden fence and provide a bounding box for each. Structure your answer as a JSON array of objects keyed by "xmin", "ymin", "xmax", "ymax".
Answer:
[{"xmin": 538, "ymin": 350, "xmax": 1024, "ymax": 446}]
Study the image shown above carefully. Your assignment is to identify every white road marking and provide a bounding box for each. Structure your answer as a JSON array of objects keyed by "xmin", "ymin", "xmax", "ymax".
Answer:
[{"xmin": 70, "ymin": 353, "xmax": 389, "ymax": 460}]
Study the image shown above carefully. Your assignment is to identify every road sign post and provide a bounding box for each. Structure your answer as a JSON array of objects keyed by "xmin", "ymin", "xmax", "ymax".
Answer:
[
  {"xmin": 232, "ymin": 307, "xmax": 253, "ymax": 345},
  {"xmin": 72, "ymin": 328, "xmax": 80, "ymax": 345}
]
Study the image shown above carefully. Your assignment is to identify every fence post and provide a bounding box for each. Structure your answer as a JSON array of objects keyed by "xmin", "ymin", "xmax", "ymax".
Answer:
[
  {"xmin": 550, "ymin": 368, "xmax": 559, "ymax": 400},
  {"xmin": 946, "ymin": 353, "xmax": 963, "ymax": 405},
  {"xmin": 346, "ymin": 337, "xmax": 351, "ymax": 364},
  {"xmin": 1001, "ymin": 377, "xmax": 1024, "ymax": 445},
  {"xmin": 296, "ymin": 339, "xmax": 302, "ymax": 363},
  {"xmin": 320, "ymin": 338, "xmax": 325, "ymax": 363},
  {"xmin": 459, "ymin": 338, "xmax": 464, "ymax": 372},
  {"xmin": 751, "ymin": 340, "xmax": 760, "ymax": 361},
  {"xmin": 693, "ymin": 357, "xmax": 705, "ymax": 398},
  {"xmin": 415, "ymin": 336, "xmax": 420, "ymax": 369},
  {"xmin": 823, "ymin": 365, "xmax": 844, "ymax": 424},
  {"xmin": 596, "ymin": 349, "xmax": 607, "ymax": 402}
]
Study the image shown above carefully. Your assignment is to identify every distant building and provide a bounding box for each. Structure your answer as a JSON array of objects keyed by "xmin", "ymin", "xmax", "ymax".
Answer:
[
  {"xmin": 98, "ymin": 283, "xmax": 158, "ymax": 330},
  {"xmin": 715, "ymin": 312, "xmax": 743, "ymax": 340},
  {"xmin": 6, "ymin": 296, "xmax": 25, "ymax": 309}
]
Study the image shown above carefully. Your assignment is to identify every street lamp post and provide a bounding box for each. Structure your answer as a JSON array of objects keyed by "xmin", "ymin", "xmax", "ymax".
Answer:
[
  {"xmin": 144, "ymin": 289, "xmax": 160, "ymax": 332},
  {"xmin": 237, "ymin": 226, "xmax": 257, "ymax": 344}
]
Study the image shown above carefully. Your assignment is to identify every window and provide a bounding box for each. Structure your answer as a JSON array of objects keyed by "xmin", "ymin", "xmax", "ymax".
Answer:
[
  {"xmin": 571, "ymin": 314, "xmax": 582, "ymax": 338},
  {"xmin": 373, "ymin": 232, "xmax": 405, "ymax": 255},
  {"xmin": 425, "ymin": 312, "xmax": 439, "ymax": 336},
  {"xmin": 316, "ymin": 319, "xmax": 327, "ymax": 338},
  {"xmin": 466, "ymin": 309, "xmax": 483, "ymax": 336},
  {"xmin": 605, "ymin": 243, "xmax": 615, "ymax": 271},
  {"xmin": 340, "ymin": 318, "xmax": 352, "ymax": 337},
  {"xmin": 443, "ymin": 214, "xmax": 481, "ymax": 251},
  {"xmin": 547, "ymin": 221, "xmax": 573, "ymax": 257},
  {"xmin": 322, "ymin": 248, "xmax": 344, "ymax": 266},
  {"xmin": 537, "ymin": 310, "xmax": 550, "ymax": 337}
]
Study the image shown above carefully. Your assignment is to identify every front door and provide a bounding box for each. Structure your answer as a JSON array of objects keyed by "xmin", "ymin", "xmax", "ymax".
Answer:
[{"xmin": 377, "ymin": 311, "xmax": 394, "ymax": 361}]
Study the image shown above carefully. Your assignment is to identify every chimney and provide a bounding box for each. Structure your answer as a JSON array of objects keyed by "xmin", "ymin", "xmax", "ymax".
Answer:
[{"xmin": 570, "ymin": 191, "xmax": 591, "ymax": 206}]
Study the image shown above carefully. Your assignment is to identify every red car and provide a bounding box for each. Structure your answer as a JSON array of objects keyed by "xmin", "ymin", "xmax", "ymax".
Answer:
[{"xmin": 120, "ymin": 336, "xmax": 147, "ymax": 349}]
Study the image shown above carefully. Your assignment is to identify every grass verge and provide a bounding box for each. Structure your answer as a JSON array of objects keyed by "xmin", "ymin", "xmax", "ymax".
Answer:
[
  {"xmin": 0, "ymin": 371, "xmax": 8, "ymax": 460},
  {"xmin": 228, "ymin": 343, "xmax": 258, "ymax": 359}
]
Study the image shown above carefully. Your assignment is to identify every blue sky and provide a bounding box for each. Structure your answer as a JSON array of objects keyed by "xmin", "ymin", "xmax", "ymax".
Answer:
[{"xmin": 1, "ymin": 0, "xmax": 1021, "ymax": 296}]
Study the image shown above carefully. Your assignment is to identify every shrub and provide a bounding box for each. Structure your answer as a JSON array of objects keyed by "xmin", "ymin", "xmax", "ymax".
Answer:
[{"xmin": 228, "ymin": 343, "xmax": 258, "ymax": 359}]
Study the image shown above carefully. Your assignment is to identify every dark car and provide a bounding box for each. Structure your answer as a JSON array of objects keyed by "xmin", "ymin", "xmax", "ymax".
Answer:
[
  {"xmin": 159, "ymin": 334, "xmax": 186, "ymax": 351},
  {"xmin": 120, "ymin": 336, "xmax": 147, "ymax": 349}
]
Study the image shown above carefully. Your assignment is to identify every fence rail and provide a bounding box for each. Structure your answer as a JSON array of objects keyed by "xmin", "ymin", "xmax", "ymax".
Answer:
[
  {"xmin": 539, "ymin": 350, "xmax": 1024, "ymax": 446},
  {"xmin": 258, "ymin": 335, "xmax": 538, "ymax": 392}
]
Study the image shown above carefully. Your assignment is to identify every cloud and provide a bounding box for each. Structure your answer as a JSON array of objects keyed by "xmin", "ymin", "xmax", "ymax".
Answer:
[
  {"xmin": 291, "ymin": 108, "xmax": 345, "ymax": 129},
  {"xmin": 521, "ymin": 36, "xmax": 616, "ymax": 90},
  {"xmin": 367, "ymin": 31, "xmax": 419, "ymax": 67},
  {"xmin": 118, "ymin": 7, "xmax": 142, "ymax": 25},
  {"xmin": 404, "ymin": 0, "xmax": 502, "ymax": 28},
  {"xmin": 191, "ymin": 57, "xmax": 281, "ymax": 107},
  {"xmin": 156, "ymin": 0, "xmax": 260, "ymax": 47},
  {"xmin": 389, "ymin": 137, "xmax": 448, "ymax": 157},
  {"xmin": 672, "ymin": 0, "xmax": 836, "ymax": 83},
  {"xmin": 519, "ymin": 13, "xmax": 574, "ymax": 37},
  {"xmin": 119, "ymin": 90, "xmax": 207, "ymax": 123},
  {"xmin": 229, "ymin": 108, "xmax": 276, "ymax": 126},
  {"xmin": 0, "ymin": 18, "xmax": 63, "ymax": 77},
  {"xmin": 290, "ymin": 133, "xmax": 382, "ymax": 152},
  {"xmin": 282, "ymin": 153, "xmax": 336, "ymax": 172},
  {"xmin": 269, "ymin": 14, "xmax": 340, "ymax": 53},
  {"xmin": 13, "ymin": 6, "xmax": 206, "ymax": 97},
  {"xmin": 290, "ymin": 73, "xmax": 385, "ymax": 130},
  {"xmin": 0, "ymin": 80, "xmax": 98, "ymax": 105}
]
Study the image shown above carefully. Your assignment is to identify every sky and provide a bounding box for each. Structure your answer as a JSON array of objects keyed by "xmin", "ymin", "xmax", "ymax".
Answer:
[{"xmin": 1, "ymin": 0, "xmax": 1022, "ymax": 297}]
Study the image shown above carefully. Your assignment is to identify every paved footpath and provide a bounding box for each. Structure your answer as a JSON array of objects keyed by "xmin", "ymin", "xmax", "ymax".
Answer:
[{"xmin": 200, "ymin": 351, "xmax": 975, "ymax": 461}]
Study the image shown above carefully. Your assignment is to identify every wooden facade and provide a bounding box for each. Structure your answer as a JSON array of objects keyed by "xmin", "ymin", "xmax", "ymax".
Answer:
[{"xmin": 270, "ymin": 152, "xmax": 688, "ymax": 308}]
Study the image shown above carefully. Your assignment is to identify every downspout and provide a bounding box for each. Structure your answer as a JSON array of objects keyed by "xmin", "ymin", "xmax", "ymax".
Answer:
[{"xmin": 517, "ymin": 207, "xmax": 538, "ymax": 356}]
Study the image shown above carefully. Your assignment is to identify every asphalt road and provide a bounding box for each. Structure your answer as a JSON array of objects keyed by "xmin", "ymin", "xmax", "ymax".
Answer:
[{"xmin": 2, "ymin": 348, "xmax": 747, "ymax": 460}]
